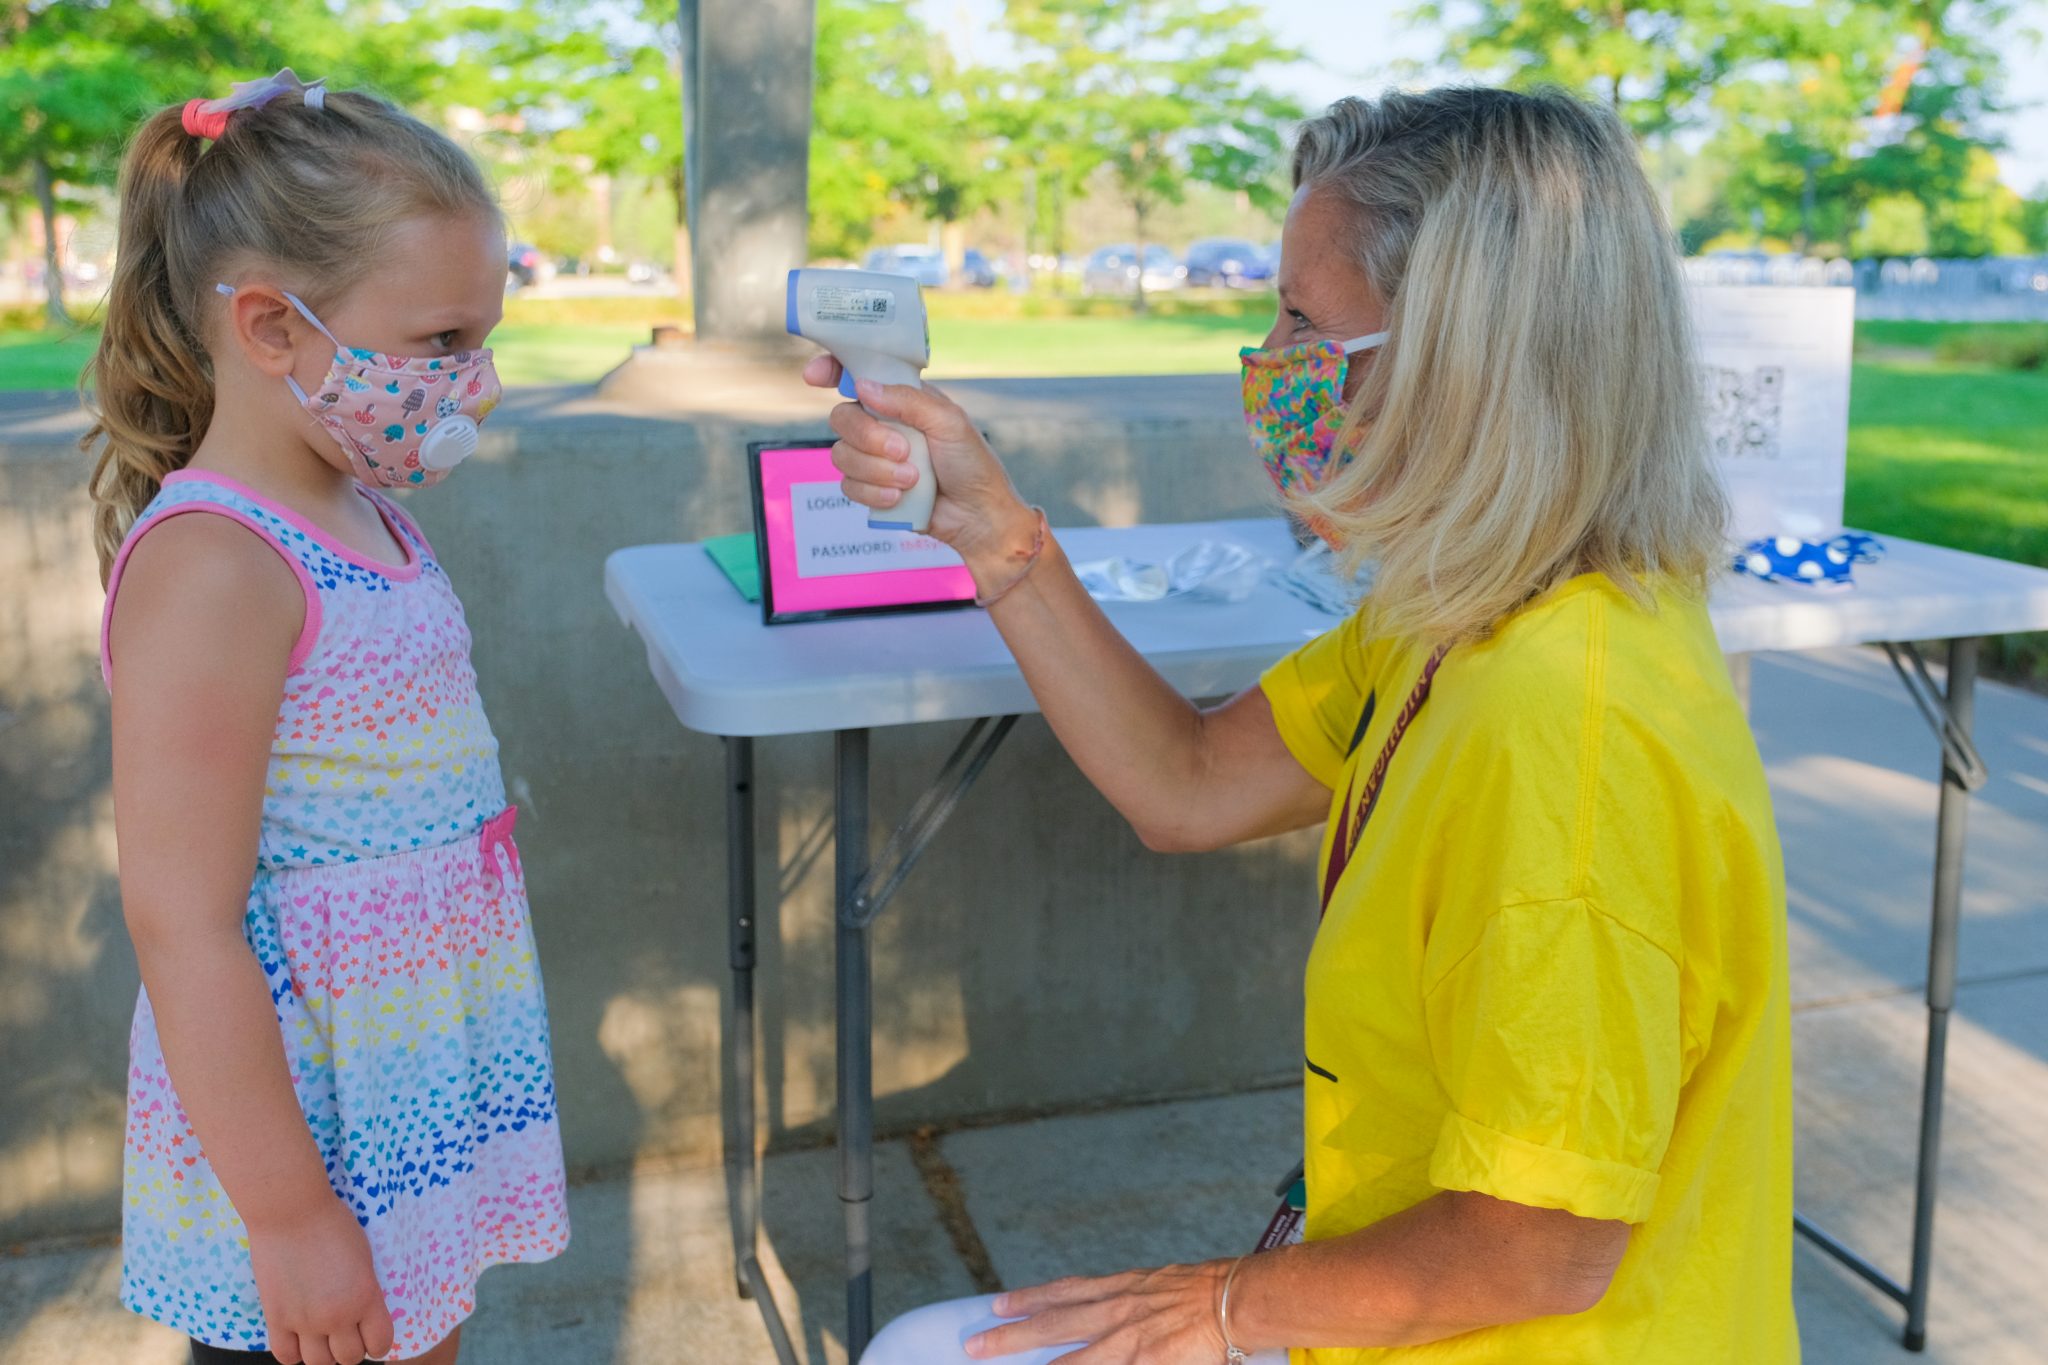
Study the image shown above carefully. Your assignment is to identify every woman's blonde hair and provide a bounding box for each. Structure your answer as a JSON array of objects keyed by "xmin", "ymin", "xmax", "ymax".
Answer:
[
  {"xmin": 1291, "ymin": 87, "xmax": 1727, "ymax": 642},
  {"xmin": 82, "ymin": 88, "xmax": 498, "ymax": 582}
]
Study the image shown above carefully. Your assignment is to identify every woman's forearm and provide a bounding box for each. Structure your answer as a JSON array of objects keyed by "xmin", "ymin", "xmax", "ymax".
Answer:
[
  {"xmin": 1226, "ymin": 1192, "xmax": 1630, "ymax": 1351},
  {"xmin": 817, "ymin": 373, "xmax": 1327, "ymax": 850},
  {"xmin": 970, "ymin": 525, "xmax": 1220, "ymax": 847},
  {"xmin": 132, "ymin": 918, "xmax": 337, "ymax": 1233}
]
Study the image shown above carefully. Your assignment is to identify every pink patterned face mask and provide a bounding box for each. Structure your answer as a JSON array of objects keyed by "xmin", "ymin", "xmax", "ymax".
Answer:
[
  {"xmin": 218, "ymin": 284, "xmax": 501, "ymax": 488},
  {"xmin": 1238, "ymin": 331, "xmax": 1387, "ymax": 497}
]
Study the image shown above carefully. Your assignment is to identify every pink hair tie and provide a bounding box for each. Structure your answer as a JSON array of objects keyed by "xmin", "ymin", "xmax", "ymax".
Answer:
[
  {"xmin": 182, "ymin": 69, "xmax": 327, "ymax": 142},
  {"xmin": 182, "ymin": 99, "xmax": 232, "ymax": 141}
]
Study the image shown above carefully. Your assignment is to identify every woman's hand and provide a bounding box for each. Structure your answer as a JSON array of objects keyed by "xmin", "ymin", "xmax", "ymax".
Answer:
[
  {"xmin": 248, "ymin": 1196, "xmax": 396, "ymax": 1365},
  {"xmin": 801, "ymin": 355, "xmax": 1040, "ymax": 584},
  {"xmin": 965, "ymin": 1262, "xmax": 1233, "ymax": 1364}
]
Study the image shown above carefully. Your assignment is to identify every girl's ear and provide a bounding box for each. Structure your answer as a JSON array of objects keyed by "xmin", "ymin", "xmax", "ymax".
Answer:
[{"xmin": 224, "ymin": 287, "xmax": 307, "ymax": 379}]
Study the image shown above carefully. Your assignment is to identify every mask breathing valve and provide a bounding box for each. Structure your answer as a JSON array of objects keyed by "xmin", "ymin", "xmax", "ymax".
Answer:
[{"xmin": 419, "ymin": 416, "xmax": 480, "ymax": 472}]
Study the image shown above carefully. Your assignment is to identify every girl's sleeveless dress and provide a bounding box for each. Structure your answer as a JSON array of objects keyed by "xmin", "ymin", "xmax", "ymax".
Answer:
[{"xmin": 101, "ymin": 469, "xmax": 569, "ymax": 1356}]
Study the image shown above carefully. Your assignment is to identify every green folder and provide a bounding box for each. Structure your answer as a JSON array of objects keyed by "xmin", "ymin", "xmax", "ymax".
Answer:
[{"xmin": 702, "ymin": 533, "xmax": 762, "ymax": 602}]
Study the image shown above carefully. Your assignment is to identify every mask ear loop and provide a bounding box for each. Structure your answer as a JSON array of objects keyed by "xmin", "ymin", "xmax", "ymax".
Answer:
[
  {"xmin": 1327, "ymin": 331, "xmax": 1390, "ymax": 464},
  {"xmin": 217, "ymin": 283, "xmax": 348, "ymax": 404}
]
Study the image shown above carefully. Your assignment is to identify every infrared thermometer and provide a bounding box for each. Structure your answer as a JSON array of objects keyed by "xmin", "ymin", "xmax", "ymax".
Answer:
[{"xmin": 786, "ymin": 268, "xmax": 935, "ymax": 532}]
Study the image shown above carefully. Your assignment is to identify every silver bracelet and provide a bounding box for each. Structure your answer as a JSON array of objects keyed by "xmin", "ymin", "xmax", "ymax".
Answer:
[{"xmin": 1218, "ymin": 1254, "xmax": 1251, "ymax": 1364}]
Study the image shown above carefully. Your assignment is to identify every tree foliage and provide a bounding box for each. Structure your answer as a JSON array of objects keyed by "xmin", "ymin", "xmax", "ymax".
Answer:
[
  {"xmin": 997, "ymin": 0, "xmax": 1301, "ymax": 306},
  {"xmin": 429, "ymin": 1, "xmax": 686, "ymax": 271},
  {"xmin": 1424, "ymin": 0, "xmax": 2036, "ymax": 258},
  {"xmin": 0, "ymin": 0, "xmax": 446, "ymax": 321},
  {"xmin": 809, "ymin": 0, "xmax": 1007, "ymax": 260},
  {"xmin": 1410, "ymin": 0, "xmax": 1781, "ymax": 142}
]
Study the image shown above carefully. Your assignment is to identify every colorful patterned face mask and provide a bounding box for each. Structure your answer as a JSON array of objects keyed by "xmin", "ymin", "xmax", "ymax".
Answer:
[
  {"xmin": 218, "ymin": 283, "xmax": 501, "ymax": 488},
  {"xmin": 1238, "ymin": 332, "xmax": 1388, "ymax": 496}
]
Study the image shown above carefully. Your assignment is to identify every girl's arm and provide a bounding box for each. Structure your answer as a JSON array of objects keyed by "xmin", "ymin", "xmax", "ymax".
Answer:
[
  {"xmin": 110, "ymin": 515, "xmax": 393, "ymax": 1365},
  {"xmin": 812, "ymin": 362, "xmax": 1332, "ymax": 853}
]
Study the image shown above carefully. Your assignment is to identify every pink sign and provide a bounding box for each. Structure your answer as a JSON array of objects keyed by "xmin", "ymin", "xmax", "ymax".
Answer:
[{"xmin": 752, "ymin": 444, "xmax": 977, "ymax": 621}]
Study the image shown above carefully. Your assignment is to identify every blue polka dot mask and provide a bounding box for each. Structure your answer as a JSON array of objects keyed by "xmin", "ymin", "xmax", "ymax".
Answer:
[
  {"xmin": 1734, "ymin": 532, "xmax": 1884, "ymax": 587},
  {"xmin": 217, "ymin": 283, "xmax": 502, "ymax": 489}
]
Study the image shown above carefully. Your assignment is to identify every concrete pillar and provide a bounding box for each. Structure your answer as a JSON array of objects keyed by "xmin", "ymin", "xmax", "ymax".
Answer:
[{"xmin": 679, "ymin": 0, "xmax": 817, "ymax": 342}]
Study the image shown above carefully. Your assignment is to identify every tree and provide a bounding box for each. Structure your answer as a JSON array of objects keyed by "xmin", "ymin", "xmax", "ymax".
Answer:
[
  {"xmin": 0, "ymin": 1, "xmax": 444, "ymax": 325},
  {"xmin": 1854, "ymin": 193, "xmax": 1932, "ymax": 257},
  {"xmin": 2019, "ymin": 187, "xmax": 2048, "ymax": 253},
  {"xmin": 1705, "ymin": 3, "xmax": 2023, "ymax": 256},
  {"xmin": 808, "ymin": 0, "xmax": 1008, "ymax": 269},
  {"xmin": 1406, "ymin": 0, "xmax": 1773, "ymax": 143},
  {"xmin": 0, "ymin": 0, "xmax": 143, "ymax": 324},
  {"xmin": 1420, "ymin": 0, "xmax": 2033, "ymax": 259},
  {"xmin": 999, "ymin": 0, "xmax": 1301, "ymax": 310},
  {"xmin": 434, "ymin": 2, "xmax": 690, "ymax": 286}
]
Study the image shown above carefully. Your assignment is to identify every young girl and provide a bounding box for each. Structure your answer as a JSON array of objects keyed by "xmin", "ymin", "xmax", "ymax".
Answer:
[{"xmin": 84, "ymin": 72, "xmax": 568, "ymax": 1365}]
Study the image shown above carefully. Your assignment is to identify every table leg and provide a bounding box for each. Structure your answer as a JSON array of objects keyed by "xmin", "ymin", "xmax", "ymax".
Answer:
[
  {"xmin": 826, "ymin": 717, "xmax": 1016, "ymax": 1360},
  {"xmin": 1903, "ymin": 637, "xmax": 1977, "ymax": 1352},
  {"xmin": 837, "ymin": 728, "xmax": 875, "ymax": 1360},
  {"xmin": 723, "ymin": 737, "xmax": 799, "ymax": 1364},
  {"xmin": 726, "ymin": 737, "xmax": 758, "ymax": 1298},
  {"xmin": 1792, "ymin": 639, "xmax": 1988, "ymax": 1352}
]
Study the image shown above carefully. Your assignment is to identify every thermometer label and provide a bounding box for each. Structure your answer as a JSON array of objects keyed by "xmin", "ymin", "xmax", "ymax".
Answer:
[{"xmin": 812, "ymin": 286, "xmax": 895, "ymax": 324}]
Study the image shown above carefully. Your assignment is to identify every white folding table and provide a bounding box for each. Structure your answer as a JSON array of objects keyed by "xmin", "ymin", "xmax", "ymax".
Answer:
[{"xmin": 605, "ymin": 516, "xmax": 2048, "ymax": 1360}]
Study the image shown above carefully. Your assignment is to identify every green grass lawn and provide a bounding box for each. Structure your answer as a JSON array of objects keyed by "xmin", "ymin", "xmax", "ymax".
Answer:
[
  {"xmin": 0, "ymin": 327, "xmax": 100, "ymax": 389},
  {"xmin": 0, "ymin": 299, "xmax": 1277, "ymax": 391},
  {"xmin": 0, "ymin": 322, "xmax": 672, "ymax": 391},
  {"xmin": 488, "ymin": 323, "xmax": 648, "ymax": 387},
  {"xmin": 452, "ymin": 307, "xmax": 1272, "ymax": 384},
  {"xmin": 932, "ymin": 309, "xmax": 1267, "ymax": 376},
  {"xmin": 1842, "ymin": 357, "xmax": 2048, "ymax": 686},
  {"xmin": 1845, "ymin": 360, "xmax": 2048, "ymax": 567}
]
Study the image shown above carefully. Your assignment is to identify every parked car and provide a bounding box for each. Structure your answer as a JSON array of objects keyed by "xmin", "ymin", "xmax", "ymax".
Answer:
[
  {"xmin": 1184, "ymin": 237, "xmax": 1273, "ymax": 289},
  {"xmin": 1080, "ymin": 244, "xmax": 1187, "ymax": 295},
  {"xmin": 959, "ymin": 248, "xmax": 999, "ymax": 288},
  {"xmin": 507, "ymin": 242, "xmax": 546, "ymax": 290},
  {"xmin": 863, "ymin": 244, "xmax": 948, "ymax": 288},
  {"xmin": 1987, "ymin": 256, "xmax": 2048, "ymax": 293}
]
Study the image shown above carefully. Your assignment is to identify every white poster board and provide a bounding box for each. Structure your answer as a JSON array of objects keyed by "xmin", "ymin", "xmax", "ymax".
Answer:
[
  {"xmin": 787, "ymin": 482, "xmax": 965, "ymax": 579},
  {"xmin": 1689, "ymin": 285, "xmax": 1855, "ymax": 540}
]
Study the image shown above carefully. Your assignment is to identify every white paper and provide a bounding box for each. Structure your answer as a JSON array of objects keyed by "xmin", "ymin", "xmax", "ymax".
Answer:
[
  {"xmin": 1689, "ymin": 285, "xmax": 1855, "ymax": 540},
  {"xmin": 788, "ymin": 482, "xmax": 965, "ymax": 578}
]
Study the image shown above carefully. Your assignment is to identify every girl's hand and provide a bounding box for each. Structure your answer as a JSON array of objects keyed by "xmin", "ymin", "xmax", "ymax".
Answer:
[
  {"xmin": 248, "ymin": 1197, "xmax": 395, "ymax": 1365},
  {"xmin": 965, "ymin": 1262, "xmax": 1234, "ymax": 1363},
  {"xmin": 801, "ymin": 355, "xmax": 1041, "ymax": 588}
]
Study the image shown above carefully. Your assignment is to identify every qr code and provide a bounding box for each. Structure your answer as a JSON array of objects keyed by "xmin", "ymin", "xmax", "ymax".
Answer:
[{"xmin": 1703, "ymin": 364, "xmax": 1783, "ymax": 461}]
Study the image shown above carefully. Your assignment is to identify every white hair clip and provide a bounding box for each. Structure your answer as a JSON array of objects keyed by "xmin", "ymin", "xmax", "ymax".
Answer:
[{"xmin": 192, "ymin": 67, "xmax": 329, "ymax": 119}]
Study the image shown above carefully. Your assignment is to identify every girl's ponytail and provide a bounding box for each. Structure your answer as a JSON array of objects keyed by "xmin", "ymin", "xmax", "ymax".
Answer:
[{"xmin": 82, "ymin": 107, "xmax": 215, "ymax": 584}]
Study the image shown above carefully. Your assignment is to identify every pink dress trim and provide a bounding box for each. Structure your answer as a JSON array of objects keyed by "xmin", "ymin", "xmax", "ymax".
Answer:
[
  {"xmin": 162, "ymin": 469, "xmax": 421, "ymax": 581},
  {"xmin": 362, "ymin": 487, "xmax": 438, "ymax": 562},
  {"xmin": 100, "ymin": 502, "xmax": 324, "ymax": 688}
]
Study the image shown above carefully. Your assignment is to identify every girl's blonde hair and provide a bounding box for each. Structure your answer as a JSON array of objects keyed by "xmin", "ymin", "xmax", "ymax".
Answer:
[
  {"xmin": 82, "ymin": 88, "xmax": 498, "ymax": 582},
  {"xmin": 1291, "ymin": 87, "xmax": 1727, "ymax": 643}
]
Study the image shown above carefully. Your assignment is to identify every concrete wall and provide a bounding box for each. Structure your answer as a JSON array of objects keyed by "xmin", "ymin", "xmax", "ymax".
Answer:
[{"xmin": 0, "ymin": 367, "xmax": 1327, "ymax": 1245}]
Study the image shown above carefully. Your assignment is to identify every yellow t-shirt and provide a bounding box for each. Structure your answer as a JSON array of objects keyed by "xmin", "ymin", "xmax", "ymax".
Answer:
[{"xmin": 1260, "ymin": 574, "xmax": 1796, "ymax": 1364}]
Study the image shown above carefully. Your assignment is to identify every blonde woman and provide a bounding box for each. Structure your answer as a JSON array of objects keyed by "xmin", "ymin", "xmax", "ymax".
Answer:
[{"xmin": 819, "ymin": 88, "xmax": 1794, "ymax": 1364}]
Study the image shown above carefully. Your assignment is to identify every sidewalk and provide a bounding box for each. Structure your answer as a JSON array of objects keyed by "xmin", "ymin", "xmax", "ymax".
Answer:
[{"xmin": 4, "ymin": 647, "xmax": 2044, "ymax": 1364}]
